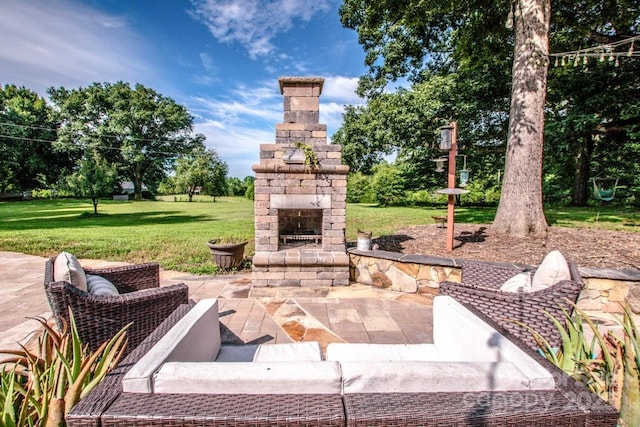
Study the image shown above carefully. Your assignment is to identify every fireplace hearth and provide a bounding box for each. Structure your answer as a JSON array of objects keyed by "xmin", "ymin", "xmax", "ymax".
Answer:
[{"xmin": 252, "ymin": 77, "xmax": 350, "ymax": 287}]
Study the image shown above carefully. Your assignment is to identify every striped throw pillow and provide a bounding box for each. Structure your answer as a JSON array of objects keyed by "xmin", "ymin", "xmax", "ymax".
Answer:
[{"xmin": 86, "ymin": 274, "xmax": 120, "ymax": 296}]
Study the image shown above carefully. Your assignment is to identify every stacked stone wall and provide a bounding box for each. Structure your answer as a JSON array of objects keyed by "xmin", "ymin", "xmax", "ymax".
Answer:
[{"xmin": 349, "ymin": 249, "xmax": 640, "ymax": 325}]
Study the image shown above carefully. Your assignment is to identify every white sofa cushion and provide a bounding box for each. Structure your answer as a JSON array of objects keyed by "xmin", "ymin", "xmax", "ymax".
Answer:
[
  {"xmin": 153, "ymin": 361, "xmax": 342, "ymax": 395},
  {"xmin": 54, "ymin": 251, "xmax": 87, "ymax": 292},
  {"xmin": 500, "ymin": 272, "xmax": 532, "ymax": 293},
  {"xmin": 432, "ymin": 296, "xmax": 554, "ymax": 388},
  {"xmin": 339, "ymin": 361, "xmax": 549, "ymax": 394},
  {"xmin": 253, "ymin": 341, "xmax": 322, "ymax": 362},
  {"xmin": 216, "ymin": 342, "xmax": 323, "ymax": 362},
  {"xmin": 531, "ymin": 250, "xmax": 571, "ymax": 292},
  {"xmin": 86, "ymin": 274, "xmax": 119, "ymax": 296},
  {"xmin": 326, "ymin": 343, "xmax": 442, "ymax": 361},
  {"xmin": 122, "ymin": 299, "xmax": 220, "ymax": 393}
]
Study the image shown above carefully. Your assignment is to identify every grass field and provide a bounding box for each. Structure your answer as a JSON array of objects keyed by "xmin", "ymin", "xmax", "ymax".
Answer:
[{"xmin": 1, "ymin": 196, "xmax": 638, "ymax": 274}]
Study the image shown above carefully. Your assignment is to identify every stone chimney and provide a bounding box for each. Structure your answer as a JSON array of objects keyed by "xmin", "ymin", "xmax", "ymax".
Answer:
[{"xmin": 251, "ymin": 77, "xmax": 350, "ymax": 287}]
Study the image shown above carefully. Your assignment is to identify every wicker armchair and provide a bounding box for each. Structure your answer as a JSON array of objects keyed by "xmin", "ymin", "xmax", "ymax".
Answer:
[
  {"xmin": 44, "ymin": 258, "xmax": 189, "ymax": 354},
  {"xmin": 439, "ymin": 258, "xmax": 584, "ymax": 350}
]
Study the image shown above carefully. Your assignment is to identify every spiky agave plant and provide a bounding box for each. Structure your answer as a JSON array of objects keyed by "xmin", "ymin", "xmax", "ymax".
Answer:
[
  {"xmin": 518, "ymin": 301, "xmax": 640, "ymax": 427},
  {"xmin": 0, "ymin": 309, "xmax": 129, "ymax": 426}
]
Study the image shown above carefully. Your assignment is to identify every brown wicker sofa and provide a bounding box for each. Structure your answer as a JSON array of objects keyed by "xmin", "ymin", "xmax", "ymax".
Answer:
[
  {"xmin": 66, "ymin": 301, "xmax": 618, "ymax": 426},
  {"xmin": 439, "ymin": 255, "xmax": 584, "ymax": 351},
  {"xmin": 44, "ymin": 257, "xmax": 189, "ymax": 354}
]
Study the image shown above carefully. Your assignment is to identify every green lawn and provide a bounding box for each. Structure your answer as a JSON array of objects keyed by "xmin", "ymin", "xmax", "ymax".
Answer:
[{"xmin": 1, "ymin": 197, "xmax": 638, "ymax": 274}]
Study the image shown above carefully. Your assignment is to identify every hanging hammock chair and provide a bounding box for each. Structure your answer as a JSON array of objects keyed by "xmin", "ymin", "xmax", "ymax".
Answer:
[{"xmin": 592, "ymin": 178, "xmax": 619, "ymax": 202}]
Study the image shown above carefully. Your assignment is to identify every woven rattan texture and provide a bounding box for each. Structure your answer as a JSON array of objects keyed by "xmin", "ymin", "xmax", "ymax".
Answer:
[
  {"xmin": 67, "ymin": 285, "xmax": 618, "ymax": 426},
  {"xmin": 44, "ymin": 257, "xmax": 189, "ymax": 355},
  {"xmin": 340, "ymin": 301, "xmax": 617, "ymax": 427},
  {"xmin": 439, "ymin": 259, "xmax": 584, "ymax": 350},
  {"xmin": 101, "ymin": 393, "xmax": 345, "ymax": 426},
  {"xmin": 66, "ymin": 304, "xmax": 195, "ymax": 427}
]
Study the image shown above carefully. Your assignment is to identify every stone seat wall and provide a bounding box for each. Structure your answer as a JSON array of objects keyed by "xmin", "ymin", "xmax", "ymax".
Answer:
[{"xmin": 347, "ymin": 248, "xmax": 640, "ymax": 325}]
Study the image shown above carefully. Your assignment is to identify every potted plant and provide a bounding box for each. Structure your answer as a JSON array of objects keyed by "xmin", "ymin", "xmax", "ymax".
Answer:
[{"xmin": 205, "ymin": 240, "xmax": 248, "ymax": 269}]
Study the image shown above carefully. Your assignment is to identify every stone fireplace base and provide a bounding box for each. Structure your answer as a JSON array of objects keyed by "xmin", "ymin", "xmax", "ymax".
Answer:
[{"xmin": 252, "ymin": 250, "xmax": 349, "ymax": 287}]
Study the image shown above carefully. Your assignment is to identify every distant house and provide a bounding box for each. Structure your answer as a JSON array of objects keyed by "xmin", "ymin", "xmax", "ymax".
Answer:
[{"xmin": 119, "ymin": 181, "xmax": 148, "ymax": 195}]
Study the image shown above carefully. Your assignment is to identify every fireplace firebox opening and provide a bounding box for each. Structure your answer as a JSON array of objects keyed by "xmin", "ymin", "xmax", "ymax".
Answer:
[{"xmin": 278, "ymin": 209, "xmax": 322, "ymax": 248}]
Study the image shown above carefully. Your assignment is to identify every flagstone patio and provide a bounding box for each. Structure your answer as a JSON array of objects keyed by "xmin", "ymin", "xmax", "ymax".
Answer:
[{"xmin": 0, "ymin": 251, "xmax": 434, "ymax": 354}]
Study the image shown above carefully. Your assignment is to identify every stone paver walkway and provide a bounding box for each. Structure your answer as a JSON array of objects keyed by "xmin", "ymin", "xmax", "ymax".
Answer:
[{"xmin": 0, "ymin": 251, "xmax": 434, "ymax": 354}]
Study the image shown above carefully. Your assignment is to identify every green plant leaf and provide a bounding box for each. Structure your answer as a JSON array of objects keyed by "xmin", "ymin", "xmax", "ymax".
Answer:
[
  {"xmin": 1, "ymin": 370, "xmax": 17, "ymax": 427},
  {"xmin": 620, "ymin": 304, "xmax": 640, "ymax": 371}
]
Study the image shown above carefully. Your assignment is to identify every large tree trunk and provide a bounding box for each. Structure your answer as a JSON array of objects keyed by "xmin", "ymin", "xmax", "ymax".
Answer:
[
  {"xmin": 571, "ymin": 134, "xmax": 594, "ymax": 206},
  {"xmin": 133, "ymin": 172, "xmax": 143, "ymax": 200},
  {"xmin": 492, "ymin": 0, "xmax": 551, "ymax": 237}
]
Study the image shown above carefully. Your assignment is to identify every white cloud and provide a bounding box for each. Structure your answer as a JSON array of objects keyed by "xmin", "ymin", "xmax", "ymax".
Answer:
[
  {"xmin": 190, "ymin": 75, "xmax": 362, "ymax": 177},
  {"xmin": 200, "ymin": 53, "xmax": 215, "ymax": 72},
  {"xmin": 320, "ymin": 76, "xmax": 364, "ymax": 137},
  {"xmin": 0, "ymin": 0, "xmax": 153, "ymax": 96},
  {"xmin": 322, "ymin": 76, "xmax": 362, "ymax": 105},
  {"xmin": 195, "ymin": 119, "xmax": 270, "ymax": 178},
  {"xmin": 189, "ymin": 0, "xmax": 332, "ymax": 59},
  {"xmin": 188, "ymin": 79, "xmax": 284, "ymax": 177}
]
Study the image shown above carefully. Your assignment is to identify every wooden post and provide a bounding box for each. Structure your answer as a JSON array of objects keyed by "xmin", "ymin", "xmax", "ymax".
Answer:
[{"xmin": 446, "ymin": 122, "xmax": 458, "ymax": 252}]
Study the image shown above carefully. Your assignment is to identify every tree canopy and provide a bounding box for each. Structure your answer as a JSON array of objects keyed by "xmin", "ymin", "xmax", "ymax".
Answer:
[
  {"xmin": 0, "ymin": 85, "xmax": 72, "ymax": 193},
  {"xmin": 48, "ymin": 82, "xmax": 204, "ymax": 199},
  {"xmin": 173, "ymin": 144, "xmax": 229, "ymax": 202},
  {"xmin": 338, "ymin": 0, "xmax": 640, "ymax": 231},
  {"xmin": 66, "ymin": 151, "xmax": 118, "ymax": 214}
]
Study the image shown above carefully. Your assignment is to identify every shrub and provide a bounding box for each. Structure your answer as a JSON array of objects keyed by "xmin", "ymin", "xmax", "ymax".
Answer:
[
  {"xmin": 244, "ymin": 181, "xmax": 254, "ymax": 200},
  {"xmin": 406, "ymin": 189, "xmax": 432, "ymax": 206},
  {"xmin": 369, "ymin": 164, "xmax": 406, "ymax": 206},
  {"xmin": 458, "ymin": 179, "xmax": 501, "ymax": 206},
  {"xmin": 347, "ymin": 172, "xmax": 372, "ymax": 203}
]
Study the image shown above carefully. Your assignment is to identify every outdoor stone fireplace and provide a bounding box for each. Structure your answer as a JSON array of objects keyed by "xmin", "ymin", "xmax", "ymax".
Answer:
[{"xmin": 252, "ymin": 77, "xmax": 350, "ymax": 287}]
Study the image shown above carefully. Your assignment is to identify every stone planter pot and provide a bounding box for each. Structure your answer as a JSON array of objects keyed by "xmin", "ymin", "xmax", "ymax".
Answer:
[{"xmin": 205, "ymin": 240, "xmax": 248, "ymax": 269}]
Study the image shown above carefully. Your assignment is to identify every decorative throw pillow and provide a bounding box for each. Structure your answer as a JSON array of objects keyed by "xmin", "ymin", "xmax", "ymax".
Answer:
[
  {"xmin": 86, "ymin": 274, "xmax": 120, "ymax": 296},
  {"xmin": 53, "ymin": 251, "xmax": 88, "ymax": 292},
  {"xmin": 500, "ymin": 272, "xmax": 532, "ymax": 293},
  {"xmin": 531, "ymin": 250, "xmax": 571, "ymax": 292}
]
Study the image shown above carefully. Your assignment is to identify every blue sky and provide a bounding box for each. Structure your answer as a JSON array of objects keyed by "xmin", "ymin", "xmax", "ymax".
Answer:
[{"xmin": 1, "ymin": 0, "xmax": 367, "ymax": 178}]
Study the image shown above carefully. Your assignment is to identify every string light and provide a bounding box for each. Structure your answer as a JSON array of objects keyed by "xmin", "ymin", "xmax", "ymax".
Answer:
[{"xmin": 549, "ymin": 34, "xmax": 640, "ymax": 67}]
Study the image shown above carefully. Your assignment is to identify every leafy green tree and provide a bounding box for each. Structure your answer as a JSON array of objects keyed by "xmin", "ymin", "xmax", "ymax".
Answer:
[
  {"xmin": 335, "ymin": 73, "xmax": 503, "ymax": 198},
  {"xmin": 174, "ymin": 145, "xmax": 228, "ymax": 202},
  {"xmin": 339, "ymin": 0, "xmax": 640, "ymax": 230},
  {"xmin": 369, "ymin": 163, "xmax": 406, "ymax": 206},
  {"xmin": 340, "ymin": 0, "xmax": 551, "ymax": 236},
  {"xmin": 48, "ymin": 82, "xmax": 203, "ymax": 199},
  {"xmin": 0, "ymin": 85, "xmax": 71, "ymax": 192},
  {"xmin": 65, "ymin": 152, "xmax": 117, "ymax": 214},
  {"xmin": 227, "ymin": 177, "xmax": 247, "ymax": 196},
  {"xmin": 244, "ymin": 178, "xmax": 255, "ymax": 201},
  {"xmin": 545, "ymin": 3, "xmax": 640, "ymax": 206},
  {"xmin": 332, "ymin": 104, "xmax": 394, "ymax": 174},
  {"xmin": 156, "ymin": 177, "xmax": 178, "ymax": 195}
]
